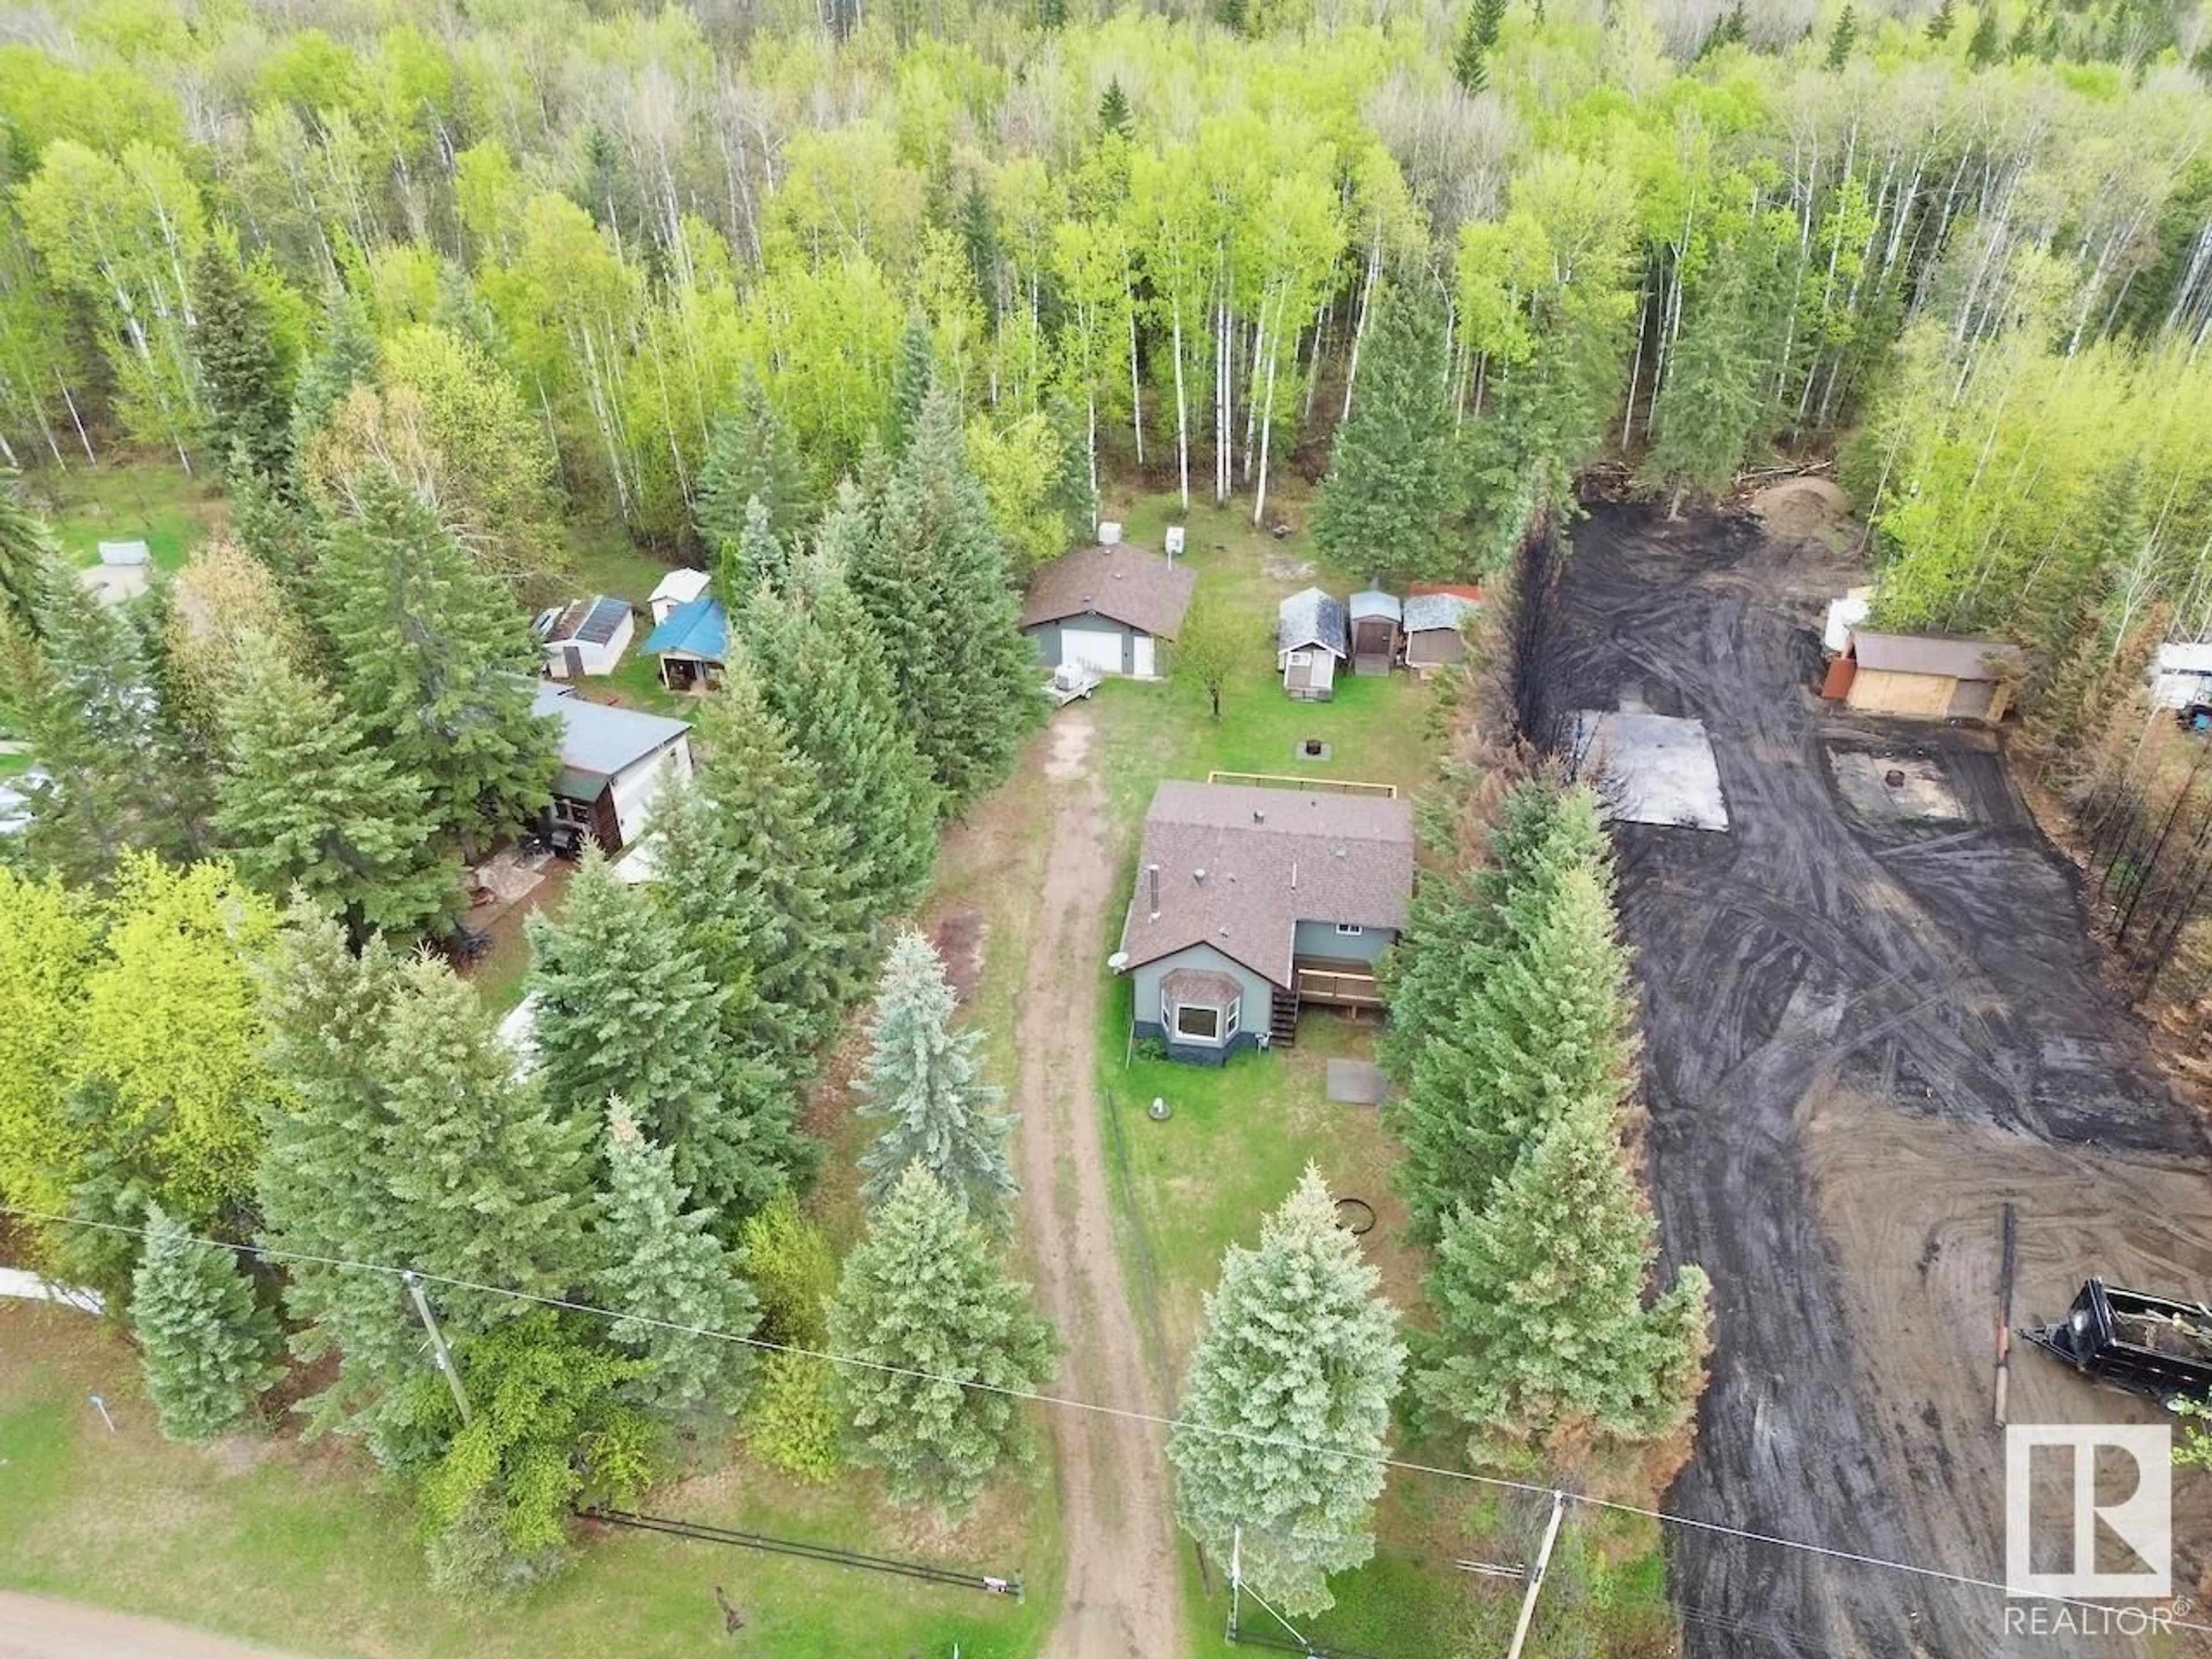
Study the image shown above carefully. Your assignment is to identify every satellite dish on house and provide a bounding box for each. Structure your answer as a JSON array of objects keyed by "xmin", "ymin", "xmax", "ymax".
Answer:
[{"xmin": 1107, "ymin": 952, "xmax": 1130, "ymax": 972}]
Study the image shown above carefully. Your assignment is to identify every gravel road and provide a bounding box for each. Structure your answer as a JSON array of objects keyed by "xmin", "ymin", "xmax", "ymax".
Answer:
[
  {"xmin": 1532, "ymin": 506, "xmax": 2212, "ymax": 1658},
  {"xmin": 0, "ymin": 1593, "xmax": 293, "ymax": 1659}
]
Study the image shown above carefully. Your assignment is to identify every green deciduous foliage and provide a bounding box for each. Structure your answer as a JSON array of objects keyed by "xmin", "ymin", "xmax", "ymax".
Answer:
[
  {"xmin": 1415, "ymin": 1096, "xmax": 1711, "ymax": 1466},
  {"xmin": 1168, "ymin": 1166, "xmax": 1404, "ymax": 1618},
  {"xmin": 131, "ymin": 1202, "xmax": 281, "ymax": 1442},
  {"xmin": 1315, "ymin": 282, "xmax": 1465, "ymax": 582},
  {"xmin": 214, "ymin": 639, "xmax": 456, "ymax": 941},
  {"xmin": 826, "ymin": 1163, "xmax": 1055, "ymax": 1517},
  {"xmin": 0, "ymin": 869, "xmax": 97, "ymax": 1225},
  {"xmin": 528, "ymin": 850, "xmax": 808, "ymax": 1226},
  {"xmin": 855, "ymin": 929, "xmax": 1016, "ymax": 1222},
  {"xmin": 415, "ymin": 1309, "xmax": 658, "ymax": 1589},
  {"xmin": 74, "ymin": 855, "xmax": 275, "ymax": 1225},
  {"xmin": 1173, "ymin": 586, "xmax": 1242, "ymax": 721},
  {"xmin": 309, "ymin": 468, "xmax": 556, "ymax": 858},
  {"xmin": 595, "ymin": 1101, "xmax": 760, "ymax": 1417},
  {"xmin": 736, "ymin": 1193, "xmax": 845, "ymax": 1479}
]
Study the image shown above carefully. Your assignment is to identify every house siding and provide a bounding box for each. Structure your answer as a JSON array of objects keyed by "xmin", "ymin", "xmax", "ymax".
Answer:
[
  {"xmin": 1129, "ymin": 943, "xmax": 1275, "ymax": 1067},
  {"xmin": 1291, "ymin": 919, "xmax": 1395, "ymax": 964},
  {"xmin": 606, "ymin": 735, "xmax": 694, "ymax": 849}
]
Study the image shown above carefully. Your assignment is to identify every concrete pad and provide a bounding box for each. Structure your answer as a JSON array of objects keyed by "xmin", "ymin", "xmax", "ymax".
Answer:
[
  {"xmin": 1571, "ymin": 710, "xmax": 1730, "ymax": 832},
  {"xmin": 1326, "ymin": 1058, "xmax": 1387, "ymax": 1105},
  {"xmin": 79, "ymin": 564, "xmax": 150, "ymax": 607}
]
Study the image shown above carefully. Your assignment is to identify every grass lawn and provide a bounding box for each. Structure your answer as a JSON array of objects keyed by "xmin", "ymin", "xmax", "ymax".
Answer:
[
  {"xmin": 19, "ymin": 459, "xmax": 226, "ymax": 573},
  {"xmin": 1065, "ymin": 480, "xmax": 1678, "ymax": 1656},
  {"xmin": 0, "ymin": 1302, "xmax": 1058, "ymax": 1659}
]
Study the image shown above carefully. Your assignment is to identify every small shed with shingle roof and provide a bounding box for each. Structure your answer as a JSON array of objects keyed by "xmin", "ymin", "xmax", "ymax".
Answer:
[
  {"xmin": 1832, "ymin": 629, "xmax": 2025, "ymax": 724},
  {"xmin": 1116, "ymin": 780, "xmax": 1415, "ymax": 1064},
  {"xmin": 1403, "ymin": 585, "xmax": 1483, "ymax": 669},
  {"xmin": 1277, "ymin": 588, "xmax": 1349, "ymax": 702},
  {"xmin": 1020, "ymin": 543, "xmax": 1195, "ymax": 680}
]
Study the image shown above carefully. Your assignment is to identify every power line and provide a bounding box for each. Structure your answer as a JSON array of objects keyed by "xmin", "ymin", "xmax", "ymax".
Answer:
[{"xmin": 7, "ymin": 1202, "xmax": 2205, "ymax": 1636}]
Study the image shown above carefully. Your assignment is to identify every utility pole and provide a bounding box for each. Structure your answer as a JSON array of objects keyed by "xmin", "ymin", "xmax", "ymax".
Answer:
[
  {"xmin": 403, "ymin": 1270, "xmax": 472, "ymax": 1426},
  {"xmin": 1504, "ymin": 1490, "xmax": 1566, "ymax": 1659}
]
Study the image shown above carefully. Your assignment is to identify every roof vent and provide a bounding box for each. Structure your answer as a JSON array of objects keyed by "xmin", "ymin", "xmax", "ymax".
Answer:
[{"xmin": 1334, "ymin": 845, "xmax": 1347, "ymax": 858}]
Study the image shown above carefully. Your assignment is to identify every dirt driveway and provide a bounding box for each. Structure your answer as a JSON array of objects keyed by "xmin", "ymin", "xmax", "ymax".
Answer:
[
  {"xmin": 1533, "ymin": 507, "xmax": 2212, "ymax": 1658},
  {"xmin": 997, "ymin": 711, "xmax": 1180, "ymax": 1659}
]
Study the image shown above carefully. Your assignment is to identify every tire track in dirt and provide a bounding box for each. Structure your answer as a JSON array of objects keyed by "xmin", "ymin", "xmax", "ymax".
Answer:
[
  {"xmin": 1533, "ymin": 508, "xmax": 2212, "ymax": 1658},
  {"xmin": 1012, "ymin": 713, "xmax": 1180, "ymax": 1659}
]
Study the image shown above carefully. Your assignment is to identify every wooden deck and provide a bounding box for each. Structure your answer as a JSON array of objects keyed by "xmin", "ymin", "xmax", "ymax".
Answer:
[{"xmin": 1292, "ymin": 956, "xmax": 1385, "ymax": 1010}]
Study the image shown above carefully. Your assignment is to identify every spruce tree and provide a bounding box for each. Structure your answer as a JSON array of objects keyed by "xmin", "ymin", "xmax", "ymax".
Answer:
[
  {"xmin": 1393, "ymin": 862, "xmax": 1638, "ymax": 1241},
  {"xmin": 378, "ymin": 955, "xmax": 597, "ymax": 1334},
  {"xmin": 640, "ymin": 772, "xmax": 810, "ymax": 1075},
  {"xmin": 1415, "ymin": 1097, "xmax": 1710, "ymax": 1464},
  {"xmin": 696, "ymin": 370, "xmax": 809, "ymax": 559},
  {"xmin": 131, "ymin": 1202, "xmax": 282, "ymax": 1442},
  {"xmin": 310, "ymin": 467, "xmax": 556, "ymax": 857},
  {"xmin": 596, "ymin": 1100, "xmax": 761, "ymax": 1416},
  {"xmin": 1827, "ymin": 3, "xmax": 1857, "ymax": 68},
  {"xmin": 1927, "ymin": 0, "xmax": 1956, "ymax": 40},
  {"xmin": 527, "ymin": 850, "xmax": 808, "ymax": 1225},
  {"xmin": 1452, "ymin": 8, "xmax": 1491, "ymax": 93},
  {"xmin": 885, "ymin": 317, "xmax": 937, "ymax": 457},
  {"xmin": 745, "ymin": 554, "xmax": 941, "ymax": 912},
  {"xmin": 854, "ymin": 384, "xmax": 1040, "ymax": 806},
  {"xmin": 253, "ymin": 906, "xmax": 422, "ymax": 1448},
  {"xmin": 1967, "ymin": 5, "xmax": 2001, "ymax": 66},
  {"xmin": 1313, "ymin": 283, "xmax": 1466, "ymax": 584},
  {"xmin": 1167, "ymin": 1167, "xmax": 1405, "ymax": 1618},
  {"xmin": 3, "ymin": 578, "xmax": 204, "ymax": 881},
  {"xmin": 688, "ymin": 660, "xmax": 869, "ymax": 1042},
  {"xmin": 214, "ymin": 639, "xmax": 457, "ymax": 941},
  {"xmin": 826, "ymin": 1164, "xmax": 1056, "ymax": 1517},
  {"xmin": 290, "ymin": 286, "xmax": 377, "ymax": 453},
  {"xmin": 191, "ymin": 243, "xmax": 292, "ymax": 484},
  {"xmin": 855, "ymin": 930, "xmax": 1017, "ymax": 1222},
  {"xmin": 715, "ymin": 497, "xmax": 796, "ymax": 615},
  {"xmin": 0, "ymin": 468, "xmax": 59, "ymax": 641},
  {"xmin": 1096, "ymin": 78, "xmax": 1134, "ymax": 141}
]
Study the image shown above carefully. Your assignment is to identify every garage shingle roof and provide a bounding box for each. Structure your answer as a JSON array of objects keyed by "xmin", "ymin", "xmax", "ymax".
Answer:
[
  {"xmin": 1020, "ymin": 544, "xmax": 1196, "ymax": 639},
  {"xmin": 1277, "ymin": 588, "xmax": 1347, "ymax": 657},
  {"xmin": 1118, "ymin": 781, "xmax": 1415, "ymax": 988}
]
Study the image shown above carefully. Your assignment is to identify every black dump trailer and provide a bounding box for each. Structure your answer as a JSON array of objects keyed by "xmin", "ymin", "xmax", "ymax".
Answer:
[{"xmin": 2022, "ymin": 1279, "xmax": 2212, "ymax": 1409}]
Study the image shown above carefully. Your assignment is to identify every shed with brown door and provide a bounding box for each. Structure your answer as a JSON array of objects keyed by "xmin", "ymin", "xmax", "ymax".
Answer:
[
  {"xmin": 1835, "ymin": 630, "xmax": 2025, "ymax": 724},
  {"xmin": 1346, "ymin": 590, "xmax": 1402, "ymax": 675}
]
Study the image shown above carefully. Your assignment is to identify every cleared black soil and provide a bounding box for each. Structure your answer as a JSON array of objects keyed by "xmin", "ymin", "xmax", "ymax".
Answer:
[{"xmin": 1535, "ymin": 505, "xmax": 2212, "ymax": 1659}]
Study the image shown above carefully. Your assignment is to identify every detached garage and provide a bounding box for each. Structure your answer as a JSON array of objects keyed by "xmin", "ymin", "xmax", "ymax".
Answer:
[
  {"xmin": 1020, "ymin": 543, "xmax": 1196, "ymax": 680},
  {"xmin": 1833, "ymin": 630, "xmax": 2025, "ymax": 724}
]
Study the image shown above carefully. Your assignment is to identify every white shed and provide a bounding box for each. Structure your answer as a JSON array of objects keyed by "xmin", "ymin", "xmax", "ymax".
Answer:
[
  {"xmin": 2152, "ymin": 643, "xmax": 2212, "ymax": 710},
  {"xmin": 1824, "ymin": 587, "xmax": 1873, "ymax": 654},
  {"xmin": 536, "ymin": 596, "xmax": 634, "ymax": 678},
  {"xmin": 649, "ymin": 568, "xmax": 712, "ymax": 624}
]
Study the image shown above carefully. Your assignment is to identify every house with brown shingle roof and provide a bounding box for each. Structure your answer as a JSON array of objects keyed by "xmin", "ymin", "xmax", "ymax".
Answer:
[
  {"xmin": 1020, "ymin": 543, "xmax": 1195, "ymax": 680},
  {"xmin": 1115, "ymin": 781, "xmax": 1415, "ymax": 1064}
]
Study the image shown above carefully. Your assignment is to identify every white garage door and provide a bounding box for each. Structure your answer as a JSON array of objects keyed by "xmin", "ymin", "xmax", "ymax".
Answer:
[
  {"xmin": 1061, "ymin": 626, "xmax": 1124, "ymax": 676},
  {"xmin": 1131, "ymin": 635, "xmax": 1155, "ymax": 679}
]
